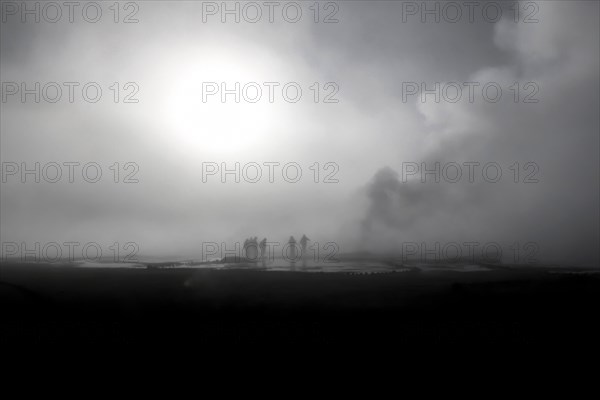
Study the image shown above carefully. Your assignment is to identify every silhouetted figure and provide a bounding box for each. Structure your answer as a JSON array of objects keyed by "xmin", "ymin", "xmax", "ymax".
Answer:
[
  {"xmin": 300, "ymin": 234, "xmax": 310, "ymax": 269},
  {"xmin": 243, "ymin": 238, "xmax": 249, "ymax": 263},
  {"xmin": 288, "ymin": 236, "xmax": 298, "ymax": 264},
  {"xmin": 244, "ymin": 237, "xmax": 258, "ymax": 262},
  {"xmin": 259, "ymin": 238, "xmax": 267, "ymax": 267},
  {"xmin": 300, "ymin": 235, "xmax": 310, "ymax": 254}
]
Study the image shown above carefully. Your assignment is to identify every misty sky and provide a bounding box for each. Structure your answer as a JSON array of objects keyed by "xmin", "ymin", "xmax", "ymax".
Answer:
[{"xmin": 1, "ymin": 1, "xmax": 598, "ymax": 265}]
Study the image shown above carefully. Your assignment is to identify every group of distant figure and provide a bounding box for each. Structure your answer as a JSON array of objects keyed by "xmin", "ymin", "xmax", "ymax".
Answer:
[{"xmin": 242, "ymin": 234, "xmax": 310, "ymax": 263}]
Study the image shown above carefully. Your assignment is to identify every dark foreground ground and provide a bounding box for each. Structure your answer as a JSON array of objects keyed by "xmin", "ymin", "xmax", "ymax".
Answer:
[{"xmin": 1, "ymin": 263, "xmax": 599, "ymax": 346}]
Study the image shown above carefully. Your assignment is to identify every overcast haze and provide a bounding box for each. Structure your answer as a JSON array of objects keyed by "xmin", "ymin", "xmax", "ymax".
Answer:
[{"xmin": 1, "ymin": 1, "xmax": 598, "ymax": 266}]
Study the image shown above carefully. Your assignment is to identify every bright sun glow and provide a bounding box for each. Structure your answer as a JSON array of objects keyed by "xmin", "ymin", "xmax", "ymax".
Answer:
[{"xmin": 162, "ymin": 46, "xmax": 280, "ymax": 158}]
